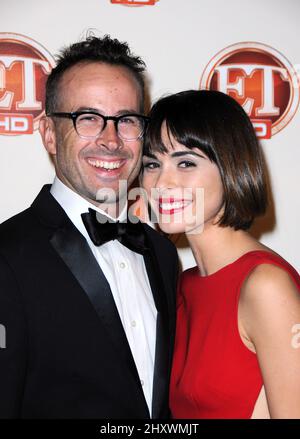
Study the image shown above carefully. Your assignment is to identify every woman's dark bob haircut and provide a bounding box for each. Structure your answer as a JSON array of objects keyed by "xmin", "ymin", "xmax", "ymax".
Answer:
[{"xmin": 144, "ymin": 90, "xmax": 268, "ymax": 231}]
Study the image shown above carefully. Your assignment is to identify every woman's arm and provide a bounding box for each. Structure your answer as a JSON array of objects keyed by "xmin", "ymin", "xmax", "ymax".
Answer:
[{"xmin": 240, "ymin": 263, "xmax": 300, "ymax": 418}]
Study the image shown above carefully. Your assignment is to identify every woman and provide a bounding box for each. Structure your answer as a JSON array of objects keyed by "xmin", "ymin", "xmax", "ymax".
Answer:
[{"xmin": 141, "ymin": 90, "xmax": 300, "ymax": 418}]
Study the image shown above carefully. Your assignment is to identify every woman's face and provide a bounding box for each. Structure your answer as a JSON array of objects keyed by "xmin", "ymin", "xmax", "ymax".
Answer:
[{"xmin": 142, "ymin": 123, "xmax": 224, "ymax": 235}]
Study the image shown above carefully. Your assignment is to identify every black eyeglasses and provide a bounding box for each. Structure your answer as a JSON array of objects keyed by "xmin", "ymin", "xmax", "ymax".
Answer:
[{"xmin": 47, "ymin": 111, "xmax": 149, "ymax": 141}]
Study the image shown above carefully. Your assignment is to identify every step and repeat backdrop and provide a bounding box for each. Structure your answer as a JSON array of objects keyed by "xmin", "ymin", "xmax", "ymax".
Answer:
[{"xmin": 1, "ymin": 0, "xmax": 299, "ymax": 270}]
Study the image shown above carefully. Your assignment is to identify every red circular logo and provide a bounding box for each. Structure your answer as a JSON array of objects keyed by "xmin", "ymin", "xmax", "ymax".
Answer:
[
  {"xmin": 200, "ymin": 42, "xmax": 300, "ymax": 138},
  {"xmin": 110, "ymin": 0, "xmax": 158, "ymax": 6},
  {"xmin": 0, "ymin": 33, "xmax": 55, "ymax": 135}
]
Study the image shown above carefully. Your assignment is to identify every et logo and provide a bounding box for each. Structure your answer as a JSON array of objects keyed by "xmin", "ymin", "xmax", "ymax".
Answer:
[
  {"xmin": 110, "ymin": 0, "xmax": 158, "ymax": 6},
  {"xmin": 200, "ymin": 42, "xmax": 300, "ymax": 139},
  {"xmin": 0, "ymin": 33, "xmax": 55, "ymax": 136}
]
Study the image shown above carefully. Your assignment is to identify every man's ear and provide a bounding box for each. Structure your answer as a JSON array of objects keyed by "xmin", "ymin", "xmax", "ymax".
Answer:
[{"xmin": 39, "ymin": 116, "xmax": 57, "ymax": 156}]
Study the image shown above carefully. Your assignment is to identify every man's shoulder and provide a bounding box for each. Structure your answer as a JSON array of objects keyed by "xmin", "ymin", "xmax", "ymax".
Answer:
[
  {"xmin": 0, "ymin": 206, "xmax": 38, "ymax": 249},
  {"xmin": 0, "ymin": 206, "xmax": 33, "ymax": 233},
  {"xmin": 0, "ymin": 185, "xmax": 55, "ymax": 251}
]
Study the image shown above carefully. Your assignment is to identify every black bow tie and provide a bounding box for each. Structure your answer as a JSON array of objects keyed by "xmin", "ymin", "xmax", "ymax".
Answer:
[{"xmin": 81, "ymin": 208, "xmax": 149, "ymax": 255}]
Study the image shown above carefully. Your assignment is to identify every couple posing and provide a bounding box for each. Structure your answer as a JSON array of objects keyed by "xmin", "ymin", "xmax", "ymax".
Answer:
[{"xmin": 0, "ymin": 35, "xmax": 299, "ymax": 419}]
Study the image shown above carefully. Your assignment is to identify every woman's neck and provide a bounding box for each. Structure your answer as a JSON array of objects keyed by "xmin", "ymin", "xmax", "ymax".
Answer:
[{"xmin": 186, "ymin": 223, "xmax": 265, "ymax": 277}]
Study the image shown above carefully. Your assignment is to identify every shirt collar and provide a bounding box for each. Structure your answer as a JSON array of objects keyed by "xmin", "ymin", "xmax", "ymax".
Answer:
[{"xmin": 50, "ymin": 177, "xmax": 128, "ymax": 239}]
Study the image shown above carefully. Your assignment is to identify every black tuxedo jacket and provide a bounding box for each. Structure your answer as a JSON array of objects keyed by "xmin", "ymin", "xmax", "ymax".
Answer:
[{"xmin": 0, "ymin": 185, "xmax": 178, "ymax": 419}]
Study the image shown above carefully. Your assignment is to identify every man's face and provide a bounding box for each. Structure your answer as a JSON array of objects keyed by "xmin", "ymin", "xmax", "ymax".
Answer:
[{"xmin": 40, "ymin": 62, "xmax": 143, "ymax": 211}]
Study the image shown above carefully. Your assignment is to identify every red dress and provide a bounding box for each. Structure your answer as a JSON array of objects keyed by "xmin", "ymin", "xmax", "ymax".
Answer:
[{"xmin": 169, "ymin": 250, "xmax": 300, "ymax": 419}]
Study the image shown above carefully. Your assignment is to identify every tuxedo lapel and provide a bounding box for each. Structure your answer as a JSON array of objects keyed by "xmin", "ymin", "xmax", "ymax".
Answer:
[
  {"xmin": 52, "ymin": 226, "xmax": 146, "ymax": 384},
  {"xmin": 31, "ymin": 186, "xmax": 147, "ymax": 405},
  {"xmin": 143, "ymin": 231, "xmax": 171, "ymax": 419}
]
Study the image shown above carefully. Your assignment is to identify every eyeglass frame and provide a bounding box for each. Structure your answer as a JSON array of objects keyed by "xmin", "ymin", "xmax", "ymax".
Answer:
[{"xmin": 47, "ymin": 110, "xmax": 150, "ymax": 141}]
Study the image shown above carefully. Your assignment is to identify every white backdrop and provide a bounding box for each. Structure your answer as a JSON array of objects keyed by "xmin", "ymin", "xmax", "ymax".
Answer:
[{"xmin": 1, "ymin": 0, "xmax": 299, "ymax": 270}]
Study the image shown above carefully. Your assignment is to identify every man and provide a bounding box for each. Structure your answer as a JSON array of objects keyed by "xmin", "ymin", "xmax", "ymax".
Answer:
[{"xmin": 0, "ymin": 35, "xmax": 178, "ymax": 418}]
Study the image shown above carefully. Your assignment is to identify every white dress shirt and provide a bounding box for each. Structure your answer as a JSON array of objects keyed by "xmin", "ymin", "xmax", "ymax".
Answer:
[{"xmin": 50, "ymin": 177, "xmax": 157, "ymax": 416}]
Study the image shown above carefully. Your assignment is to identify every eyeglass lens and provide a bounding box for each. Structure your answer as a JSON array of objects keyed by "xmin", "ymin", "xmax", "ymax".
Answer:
[{"xmin": 75, "ymin": 114, "xmax": 145, "ymax": 140}]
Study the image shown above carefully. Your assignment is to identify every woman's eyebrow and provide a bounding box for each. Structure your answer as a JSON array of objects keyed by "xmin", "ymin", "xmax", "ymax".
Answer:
[
  {"xmin": 170, "ymin": 151, "xmax": 205, "ymax": 158},
  {"xmin": 143, "ymin": 152, "xmax": 158, "ymax": 159},
  {"xmin": 143, "ymin": 151, "xmax": 206, "ymax": 160}
]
